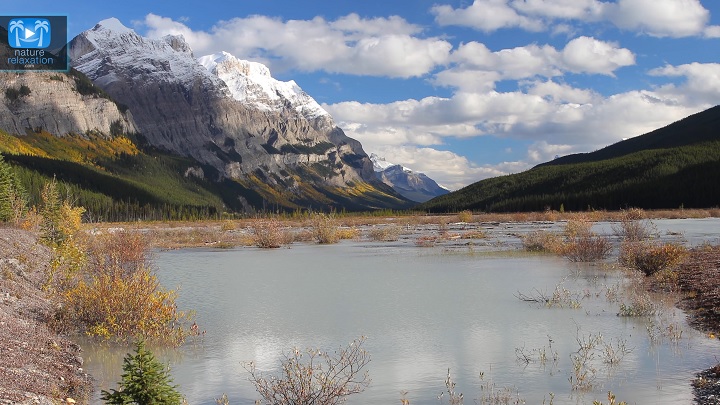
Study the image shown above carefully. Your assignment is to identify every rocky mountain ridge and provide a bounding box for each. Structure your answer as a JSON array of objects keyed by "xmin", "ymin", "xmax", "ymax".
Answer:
[
  {"xmin": 369, "ymin": 153, "xmax": 449, "ymax": 203},
  {"xmin": 32, "ymin": 18, "xmax": 409, "ymax": 211}
]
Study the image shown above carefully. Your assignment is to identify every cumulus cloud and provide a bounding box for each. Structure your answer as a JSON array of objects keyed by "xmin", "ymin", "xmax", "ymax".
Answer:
[
  {"xmin": 649, "ymin": 62, "xmax": 720, "ymax": 105},
  {"xmin": 432, "ymin": 0, "xmax": 715, "ymax": 38},
  {"xmin": 434, "ymin": 37, "xmax": 634, "ymax": 92},
  {"xmin": 432, "ymin": 0, "xmax": 544, "ymax": 32},
  {"xmin": 561, "ymin": 36, "xmax": 635, "ymax": 75},
  {"xmin": 604, "ymin": 0, "xmax": 710, "ymax": 37},
  {"xmin": 141, "ymin": 13, "xmax": 451, "ymax": 78}
]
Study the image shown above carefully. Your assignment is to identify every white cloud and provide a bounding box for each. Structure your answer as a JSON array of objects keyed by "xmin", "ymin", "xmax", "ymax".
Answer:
[
  {"xmin": 510, "ymin": 0, "xmax": 605, "ymax": 20},
  {"xmin": 604, "ymin": 0, "xmax": 710, "ymax": 37},
  {"xmin": 525, "ymin": 80, "xmax": 597, "ymax": 104},
  {"xmin": 141, "ymin": 13, "xmax": 451, "ymax": 78},
  {"xmin": 705, "ymin": 25, "xmax": 720, "ymax": 38},
  {"xmin": 432, "ymin": 0, "xmax": 715, "ymax": 38},
  {"xmin": 561, "ymin": 36, "xmax": 635, "ymax": 75},
  {"xmin": 434, "ymin": 37, "xmax": 634, "ymax": 92},
  {"xmin": 432, "ymin": 0, "xmax": 544, "ymax": 32},
  {"xmin": 649, "ymin": 62, "xmax": 720, "ymax": 105}
]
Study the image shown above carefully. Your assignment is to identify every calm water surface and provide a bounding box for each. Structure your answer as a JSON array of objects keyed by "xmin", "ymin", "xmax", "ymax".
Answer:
[{"xmin": 81, "ymin": 219, "xmax": 720, "ymax": 404}]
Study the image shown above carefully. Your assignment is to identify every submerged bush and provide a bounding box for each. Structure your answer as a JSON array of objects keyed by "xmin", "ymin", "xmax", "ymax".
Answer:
[
  {"xmin": 522, "ymin": 230, "xmax": 564, "ymax": 254},
  {"xmin": 310, "ymin": 213, "xmax": 340, "ymax": 244},
  {"xmin": 252, "ymin": 219, "xmax": 291, "ymax": 248},
  {"xmin": 619, "ymin": 241, "xmax": 687, "ymax": 276},
  {"xmin": 245, "ymin": 337, "xmax": 371, "ymax": 405},
  {"xmin": 612, "ymin": 209, "xmax": 655, "ymax": 242},
  {"xmin": 54, "ymin": 231, "xmax": 192, "ymax": 344},
  {"xmin": 564, "ymin": 235, "xmax": 612, "ymax": 262}
]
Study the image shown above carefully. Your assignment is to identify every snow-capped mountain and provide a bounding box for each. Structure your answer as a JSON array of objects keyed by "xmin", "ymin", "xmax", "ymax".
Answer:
[
  {"xmin": 369, "ymin": 154, "xmax": 449, "ymax": 203},
  {"xmin": 197, "ymin": 52, "xmax": 330, "ymax": 123},
  {"xmin": 66, "ymin": 18, "xmax": 408, "ymax": 211}
]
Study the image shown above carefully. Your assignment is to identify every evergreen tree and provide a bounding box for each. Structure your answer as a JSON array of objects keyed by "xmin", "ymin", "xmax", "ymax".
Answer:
[
  {"xmin": 101, "ymin": 340, "xmax": 183, "ymax": 404},
  {"xmin": 0, "ymin": 154, "xmax": 27, "ymax": 223}
]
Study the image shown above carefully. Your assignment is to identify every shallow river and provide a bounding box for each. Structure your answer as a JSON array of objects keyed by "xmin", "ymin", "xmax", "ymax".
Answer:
[{"xmin": 81, "ymin": 219, "xmax": 720, "ymax": 404}]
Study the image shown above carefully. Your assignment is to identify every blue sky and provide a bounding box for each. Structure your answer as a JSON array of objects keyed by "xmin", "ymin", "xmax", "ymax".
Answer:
[{"xmin": 7, "ymin": 0, "xmax": 720, "ymax": 189}]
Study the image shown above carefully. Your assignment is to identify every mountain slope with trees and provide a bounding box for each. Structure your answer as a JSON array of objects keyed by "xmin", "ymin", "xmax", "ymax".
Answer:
[{"xmin": 419, "ymin": 105, "xmax": 720, "ymax": 212}]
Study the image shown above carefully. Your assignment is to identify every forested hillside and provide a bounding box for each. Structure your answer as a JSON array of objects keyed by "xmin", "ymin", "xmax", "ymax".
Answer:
[{"xmin": 420, "ymin": 106, "xmax": 720, "ymax": 212}]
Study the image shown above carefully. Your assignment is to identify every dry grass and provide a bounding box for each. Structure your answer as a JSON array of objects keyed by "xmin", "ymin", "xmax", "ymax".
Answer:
[
  {"xmin": 456, "ymin": 210, "xmax": 473, "ymax": 223},
  {"xmin": 368, "ymin": 225, "xmax": 402, "ymax": 242}
]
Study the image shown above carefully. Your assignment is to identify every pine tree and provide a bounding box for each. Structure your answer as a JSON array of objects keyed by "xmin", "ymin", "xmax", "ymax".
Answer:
[
  {"xmin": 0, "ymin": 155, "xmax": 13, "ymax": 221},
  {"xmin": 0, "ymin": 154, "xmax": 27, "ymax": 223},
  {"xmin": 101, "ymin": 340, "xmax": 183, "ymax": 404}
]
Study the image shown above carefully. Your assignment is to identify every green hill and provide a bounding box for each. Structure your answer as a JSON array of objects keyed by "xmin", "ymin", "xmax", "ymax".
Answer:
[{"xmin": 419, "ymin": 105, "xmax": 720, "ymax": 213}]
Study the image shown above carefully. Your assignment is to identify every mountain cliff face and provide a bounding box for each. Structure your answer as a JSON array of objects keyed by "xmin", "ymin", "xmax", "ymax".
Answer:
[
  {"xmin": 0, "ymin": 69, "xmax": 137, "ymax": 138},
  {"xmin": 369, "ymin": 154, "xmax": 449, "ymax": 203},
  {"xmin": 64, "ymin": 18, "xmax": 406, "ymax": 211}
]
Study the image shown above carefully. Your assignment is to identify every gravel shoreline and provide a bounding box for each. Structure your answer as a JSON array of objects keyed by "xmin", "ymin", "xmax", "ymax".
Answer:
[{"xmin": 0, "ymin": 228, "xmax": 92, "ymax": 404}]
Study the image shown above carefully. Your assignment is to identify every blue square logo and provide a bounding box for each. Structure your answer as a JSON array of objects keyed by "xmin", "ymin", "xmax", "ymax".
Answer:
[{"xmin": 8, "ymin": 18, "xmax": 51, "ymax": 49}]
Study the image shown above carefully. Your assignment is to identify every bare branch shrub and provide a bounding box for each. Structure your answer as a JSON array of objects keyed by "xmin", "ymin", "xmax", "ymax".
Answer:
[
  {"xmin": 612, "ymin": 209, "xmax": 655, "ymax": 242},
  {"xmin": 522, "ymin": 231, "xmax": 564, "ymax": 254},
  {"xmin": 310, "ymin": 214, "xmax": 340, "ymax": 244},
  {"xmin": 252, "ymin": 219, "xmax": 291, "ymax": 248},
  {"xmin": 564, "ymin": 235, "xmax": 612, "ymax": 262},
  {"xmin": 245, "ymin": 337, "xmax": 371, "ymax": 405}
]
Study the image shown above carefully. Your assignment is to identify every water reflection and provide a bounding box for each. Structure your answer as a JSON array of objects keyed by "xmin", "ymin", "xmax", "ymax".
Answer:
[{"xmin": 78, "ymin": 224, "xmax": 720, "ymax": 404}]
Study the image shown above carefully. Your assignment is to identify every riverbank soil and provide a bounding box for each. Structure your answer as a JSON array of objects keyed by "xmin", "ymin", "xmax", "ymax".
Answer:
[
  {"xmin": 677, "ymin": 244, "xmax": 720, "ymax": 404},
  {"xmin": 0, "ymin": 228, "xmax": 92, "ymax": 404}
]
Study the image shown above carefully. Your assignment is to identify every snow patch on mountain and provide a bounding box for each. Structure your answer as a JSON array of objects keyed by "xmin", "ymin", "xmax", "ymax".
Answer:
[
  {"xmin": 369, "ymin": 153, "xmax": 450, "ymax": 202},
  {"xmin": 197, "ymin": 51, "xmax": 330, "ymax": 121},
  {"xmin": 370, "ymin": 153, "xmax": 409, "ymax": 172},
  {"xmin": 70, "ymin": 18, "xmax": 228, "ymax": 94}
]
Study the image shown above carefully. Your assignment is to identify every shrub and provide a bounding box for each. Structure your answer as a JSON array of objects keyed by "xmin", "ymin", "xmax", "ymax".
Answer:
[
  {"xmin": 252, "ymin": 219, "xmax": 290, "ymax": 248},
  {"xmin": 101, "ymin": 339, "xmax": 183, "ymax": 404},
  {"xmin": 457, "ymin": 210, "xmax": 473, "ymax": 223},
  {"xmin": 612, "ymin": 209, "xmax": 655, "ymax": 242},
  {"xmin": 55, "ymin": 231, "xmax": 191, "ymax": 344},
  {"xmin": 564, "ymin": 235, "xmax": 612, "ymax": 262},
  {"xmin": 245, "ymin": 337, "xmax": 370, "ymax": 405},
  {"xmin": 522, "ymin": 230, "xmax": 564, "ymax": 254},
  {"xmin": 619, "ymin": 242, "xmax": 687, "ymax": 276},
  {"xmin": 310, "ymin": 213, "xmax": 340, "ymax": 244}
]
